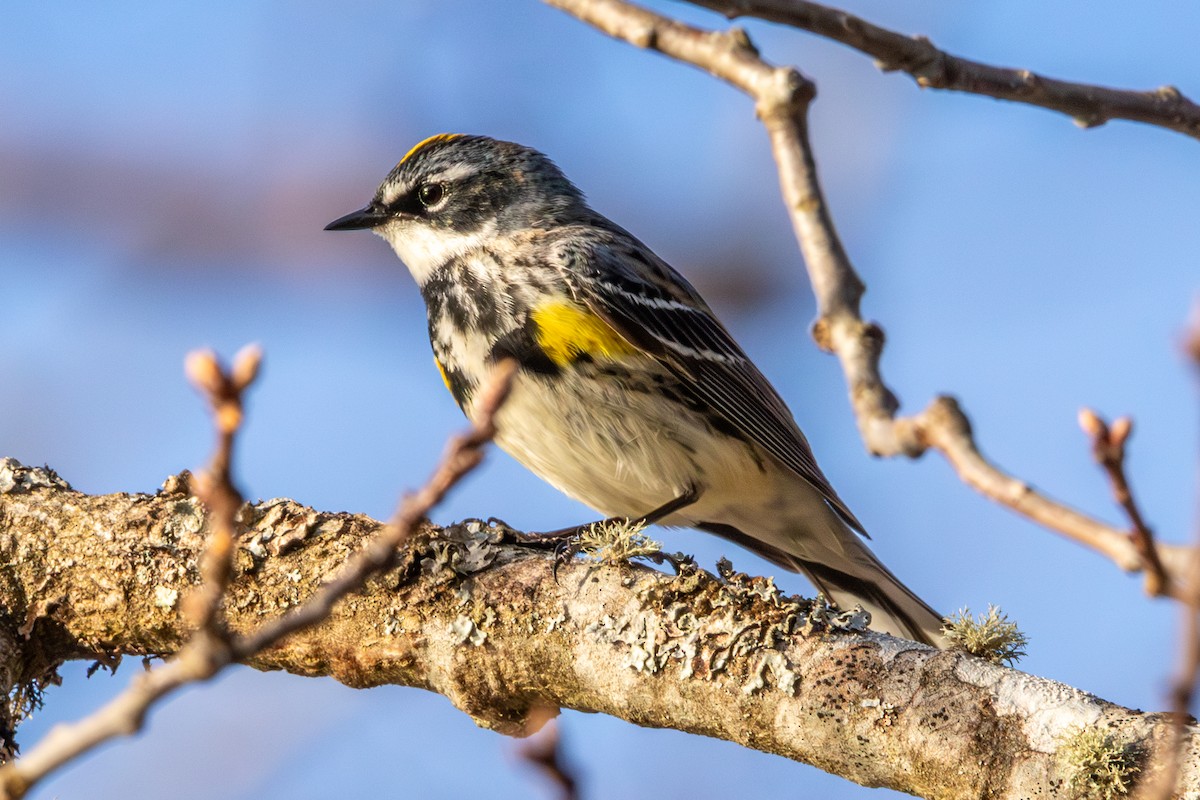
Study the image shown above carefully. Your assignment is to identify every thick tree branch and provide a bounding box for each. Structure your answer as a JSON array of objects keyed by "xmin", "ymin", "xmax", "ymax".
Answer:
[
  {"xmin": 545, "ymin": 0, "xmax": 1195, "ymax": 599},
  {"xmin": 229, "ymin": 358, "xmax": 516, "ymax": 660},
  {"xmin": 0, "ymin": 628, "xmax": 24, "ymax": 764},
  {"xmin": 0, "ymin": 346, "xmax": 271, "ymax": 800},
  {"xmin": 0, "ymin": 461, "xmax": 1197, "ymax": 797},
  {"xmin": 0, "ymin": 356, "xmax": 513, "ymax": 799},
  {"xmin": 683, "ymin": 0, "xmax": 1200, "ymax": 141}
]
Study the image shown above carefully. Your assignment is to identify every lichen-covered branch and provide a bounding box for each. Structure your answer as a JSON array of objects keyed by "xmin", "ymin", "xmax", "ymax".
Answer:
[
  {"xmin": 683, "ymin": 0, "xmax": 1200, "ymax": 141},
  {"xmin": 0, "ymin": 347, "xmax": 266, "ymax": 800},
  {"xmin": 0, "ymin": 356, "xmax": 511, "ymax": 800},
  {"xmin": 0, "ymin": 461, "xmax": 1197, "ymax": 798},
  {"xmin": 545, "ymin": 0, "xmax": 1196, "ymax": 600}
]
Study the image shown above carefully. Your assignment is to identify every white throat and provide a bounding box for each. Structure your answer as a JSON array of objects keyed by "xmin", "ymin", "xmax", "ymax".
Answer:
[{"xmin": 374, "ymin": 219, "xmax": 497, "ymax": 285}]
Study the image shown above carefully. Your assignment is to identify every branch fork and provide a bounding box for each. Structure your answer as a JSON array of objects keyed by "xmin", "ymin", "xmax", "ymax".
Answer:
[{"xmin": 549, "ymin": 0, "xmax": 1193, "ymax": 599}]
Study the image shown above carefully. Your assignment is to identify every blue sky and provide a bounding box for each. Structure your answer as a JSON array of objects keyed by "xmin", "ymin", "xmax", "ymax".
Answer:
[{"xmin": 3, "ymin": 1, "xmax": 1199, "ymax": 797}]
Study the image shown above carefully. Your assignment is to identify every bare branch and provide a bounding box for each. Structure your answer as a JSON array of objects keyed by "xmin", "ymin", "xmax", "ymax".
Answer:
[
  {"xmin": 516, "ymin": 706, "xmax": 579, "ymax": 800},
  {"xmin": 183, "ymin": 345, "xmax": 260, "ymax": 633},
  {"xmin": 1143, "ymin": 317, "xmax": 1200, "ymax": 799},
  {"xmin": 0, "ymin": 346, "xmax": 264, "ymax": 800},
  {"xmin": 684, "ymin": 0, "xmax": 1200, "ymax": 141},
  {"xmin": 230, "ymin": 358, "xmax": 517, "ymax": 659},
  {"xmin": 0, "ymin": 357, "xmax": 514, "ymax": 800},
  {"xmin": 0, "ymin": 641, "xmax": 221, "ymax": 800},
  {"xmin": 1078, "ymin": 409, "xmax": 1170, "ymax": 596},
  {"xmin": 545, "ymin": 0, "xmax": 1194, "ymax": 598},
  {"xmin": 1, "ymin": 469, "xmax": 1198, "ymax": 797}
]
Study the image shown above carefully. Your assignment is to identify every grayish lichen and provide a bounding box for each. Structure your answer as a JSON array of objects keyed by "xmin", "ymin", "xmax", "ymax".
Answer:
[
  {"xmin": 579, "ymin": 559, "xmax": 827, "ymax": 693},
  {"xmin": 422, "ymin": 522, "xmax": 504, "ymax": 581},
  {"xmin": 744, "ymin": 651, "xmax": 798, "ymax": 695},
  {"xmin": 451, "ymin": 614, "xmax": 487, "ymax": 646},
  {"xmin": 0, "ymin": 458, "xmax": 71, "ymax": 495}
]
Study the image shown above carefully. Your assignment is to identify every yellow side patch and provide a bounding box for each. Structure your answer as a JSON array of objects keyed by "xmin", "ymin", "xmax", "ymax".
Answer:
[
  {"xmin": 398, "ymin": 133, "xmax": 464, "ymax": 168},
  {"xmin": 434, "ymin": 356, "xmax": 453, "ymax": 393},
  {"xmin": 531, "ymin": 299, "xmax": 639, "ymax": 367}
]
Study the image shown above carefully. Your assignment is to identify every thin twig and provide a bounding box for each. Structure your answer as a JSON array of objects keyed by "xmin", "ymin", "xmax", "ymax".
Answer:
[
  {"xmin": 1078, "ymin": 408, "xmax": 1170, "ymax": 596},
  {"xmin": 0, "ymin": 643, "xmax": 228, "ymax": 800},
  {"xmin": 545, "ymin": 0, "xmax": 1192, "ymax": 599},
  {"xmin": 1139, "ymin": 322, "xmax": 1200, "ymax": 800},
  {"xmin": 0, "ymin": 346, "xmax": 263, "ymax": 800},
  {"xmin": 1179, "ymin": 316, "xmax": 1200, "ymax": 715},
  {"xmin": 231, "ymin": 358, "xmax": 517, "ymax": 659},
  {"xmin": 183, "ymin": 345, "xmax": 261, "ymax": 633},
  {"xmin": 516, "ymin": 706, "xmax": 579, "ymax": 800},
  {"xmin": 1142, "ymin": 318, "xmax": 1200, "ymax": 800},
  {"xmin": 683, "ymin": 0, "xmax": 1200, "ymax": 141},
  {"xmin": 0, "ymin": 356, "xmax": 515, "ymax": 800}
]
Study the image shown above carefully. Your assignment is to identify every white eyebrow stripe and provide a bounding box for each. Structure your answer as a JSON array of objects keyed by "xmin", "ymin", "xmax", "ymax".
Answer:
[
  {"xmin": 431, "ymin": 163, "xmax": 480, "ymax": 184},
  {"xmin": 377, "ymin": 162, "xmax": 480, "ymax": 206},
  {"xmin": 378, "ymin": 177, "xmax": 411, "ymax": 206}
]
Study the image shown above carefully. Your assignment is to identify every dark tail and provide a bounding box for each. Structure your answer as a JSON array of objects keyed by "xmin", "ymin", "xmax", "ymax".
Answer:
[
  {"xmin": 699, "ymin": 522, "xmax": 946, "ymax": 647},
  {"xmin": 797, "ymin": 560, "xmax": 945, "ymax": 647}
]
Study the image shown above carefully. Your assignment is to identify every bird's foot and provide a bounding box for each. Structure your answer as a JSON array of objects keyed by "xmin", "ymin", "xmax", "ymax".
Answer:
[
  {"xmin": 497, "ymin": 485, "xmax": 703, "ymax": 579},
  {"xmin": 496, "ymin": 523, "xmax": 590, "ymax": 578}
]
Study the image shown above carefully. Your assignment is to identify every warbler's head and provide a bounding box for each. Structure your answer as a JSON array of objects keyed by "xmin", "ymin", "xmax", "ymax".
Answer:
[{"xmin": 325, "ymin": 134, "xmax": 586, "ymax": 282}]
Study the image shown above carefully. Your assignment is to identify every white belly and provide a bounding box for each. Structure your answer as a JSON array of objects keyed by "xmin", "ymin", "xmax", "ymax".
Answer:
[
  {"xmin": 481, "ymin": 369, "xmax": 780, "ymax": 521},
  {"xmin": 467, "ymin": 361, "xmax": 873, "ymax": 581}
]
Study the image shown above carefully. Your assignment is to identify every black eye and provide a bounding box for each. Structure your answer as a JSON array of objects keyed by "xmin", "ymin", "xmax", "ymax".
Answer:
[{"xmin": 417, "ymin": 182, "xmax": 445, "ymax": 208}]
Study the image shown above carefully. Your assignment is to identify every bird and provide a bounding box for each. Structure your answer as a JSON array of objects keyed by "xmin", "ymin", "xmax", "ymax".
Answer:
[{"xmin": 325, "ymin": 134, "xmax": 945, "ymax": 646}]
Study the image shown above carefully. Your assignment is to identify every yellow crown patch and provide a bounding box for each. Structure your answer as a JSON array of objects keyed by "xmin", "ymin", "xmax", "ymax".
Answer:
[
  {"xmin": 531, "ymin": 299, "xmax": 639, "ymax": 367},
  {"xmin": 397, "ymin": 133, "xmax": 464, "ymax": 168}
]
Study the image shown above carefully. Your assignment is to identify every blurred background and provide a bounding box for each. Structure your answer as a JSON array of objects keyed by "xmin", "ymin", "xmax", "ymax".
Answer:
[{"xmin": 3, "ymin": 1, "xmax": 1198, "ymax": 797}]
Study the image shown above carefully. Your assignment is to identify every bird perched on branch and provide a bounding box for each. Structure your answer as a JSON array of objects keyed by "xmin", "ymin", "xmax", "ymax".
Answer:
[{"xmin": 326, "ymin": 134, "xmax": 944, "ymax": 646}]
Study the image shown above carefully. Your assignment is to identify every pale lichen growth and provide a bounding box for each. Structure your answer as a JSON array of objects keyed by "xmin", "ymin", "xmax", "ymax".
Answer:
[
  {"xmin": 0, "ymin": 458, "xmax": 71, "ymax": 494},
  {"xmin": 577, "ymin": 519, "xmax": 663, "ymax": 564},
  {"xmin": 743, "ymin": 651, "xmax": 798, "ymax": 695},
  {"xmin": 802, "ymin": 593, "xmax": 870, "ymax": 636},
  {"xmin": 153, "ymin": 586, "xmax": 179, "ymax": 610},
  {"xmin": 1057, "ymin": 726, "xmax": 1138, "ymax": 799},
  {"xmin": 582, "ymin": 559, "xmax": 830, "ymax": 695},
  {"xmin": 421, "ymin": 522, "xmax": 503, "ymax": 581},
  {"xmin": 451, "ymin": 614, "xmax": 487, "ymax": 646},
  {"xmin": 942, "ymin": 605, "xmax": 1028, "ymax": 665}
]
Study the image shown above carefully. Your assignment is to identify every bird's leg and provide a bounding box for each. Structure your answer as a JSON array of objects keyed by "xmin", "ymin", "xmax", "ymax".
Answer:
[
  {"xmin": 618, "ymin": 482, "xmax": 702, "ymax": 530},
  {"xmin": 512, "ymin": 483, "xmax": 700, "ymax": 545},
  {"xmin": 507, "ymin": 485, "xmax": 701, "ymax": 572}
]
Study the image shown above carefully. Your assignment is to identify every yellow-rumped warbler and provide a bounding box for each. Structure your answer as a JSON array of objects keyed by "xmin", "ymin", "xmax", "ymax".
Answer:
[{"xmin": 326, "ymin": 134, "xmax": 944, "ymax": 645}]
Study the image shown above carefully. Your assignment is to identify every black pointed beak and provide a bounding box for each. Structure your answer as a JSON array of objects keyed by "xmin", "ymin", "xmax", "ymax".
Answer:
[{"xmin": 324, "ymin": 204, "xmax": 389, "ymax": 231}]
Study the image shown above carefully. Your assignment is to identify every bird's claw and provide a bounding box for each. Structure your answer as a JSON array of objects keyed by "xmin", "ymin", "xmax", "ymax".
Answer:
[{"xmin": 551, "ymin": 537, "xmax": 585, "ymax": 581}]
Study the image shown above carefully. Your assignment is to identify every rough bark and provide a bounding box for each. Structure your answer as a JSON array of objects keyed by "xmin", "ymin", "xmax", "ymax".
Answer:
[{"xmin": 0, "ymin": 458, "xmax": 1196, "ymax": 797}]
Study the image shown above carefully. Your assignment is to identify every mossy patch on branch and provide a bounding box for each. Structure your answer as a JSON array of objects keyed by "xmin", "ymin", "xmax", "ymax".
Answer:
[{"xmin": 1057, "ymin": 726, "xmax": 1139, "ymax": 799}]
